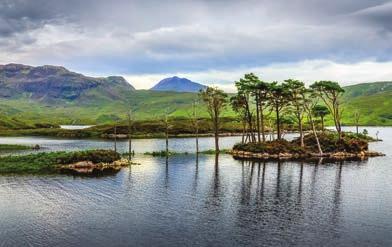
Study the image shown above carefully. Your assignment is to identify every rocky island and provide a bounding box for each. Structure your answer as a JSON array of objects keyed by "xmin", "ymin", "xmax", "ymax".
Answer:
[{"xmin": 230, "ymin": 131, "xmax": 384, "ymax": 161}]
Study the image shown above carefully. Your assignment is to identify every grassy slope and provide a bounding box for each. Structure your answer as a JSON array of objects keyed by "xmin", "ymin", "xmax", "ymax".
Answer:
[
  {"xmin": 340, "ymin": 82, "xmax": 392, "ymax": 126},
  {"xmin": 0, "ymin": 81, "xmax": 391, "ymax": 128}
]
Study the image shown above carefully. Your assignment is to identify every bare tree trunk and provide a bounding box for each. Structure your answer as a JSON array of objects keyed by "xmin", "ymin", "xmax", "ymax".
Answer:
[
  {"xmin": 128, "ymin": 110, "xmax": 132, "ymax": 160},
  {"xmin": 276, "ymin": 105, "xmax": 281, "ymax": 140},
  {"xmin": 241, "ymin": 120, "xmax": 246, "ymax": 143},
  {"xmin": 309, "ymin": 115, "xmax": 323, "ymax": 155},
  {"xmin": 195, "ymin": 125, "xmax": 199, "ymax": 154},
  {"xmin": 246, "ymin": 105, "xmax": 255, "ymax": 142},
  {"xmin": 214, "ymin": 117, "xmax": 220, "ymax": 153},
  {"xmin": 165, "ymin": 116, "xmax": 169, "ymax": 155},
  {"xmin": 321, "ymin": 116, "xmax": 325, "ymax": 131},
  {"xmin": 354, "ymin": 111, "xmax": 360, "ymax": 135},
  {"xmin": 255, "ymin": 94, "xmax": 261, "ymax": 143},
  {"xmin": 114, "ymin": 124, "xmax": 117, "ymax": 153},
  {"xmin": 297, "ymin": 112, "xmax": 304, "ymax": 147},
  {"xmin": 260, "ymin": 103, "xmax": 265, "ymax": 142},
  {"xmin": 192, "ymin": 102, "xmax": 199, "ymax": 154}
]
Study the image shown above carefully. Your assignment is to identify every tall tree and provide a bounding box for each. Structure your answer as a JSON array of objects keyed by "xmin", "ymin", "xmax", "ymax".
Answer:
[
  {"xmin": 235, "ymin": 75, "xmax": 256, "ymax": 142},
  {"xmin": 354, "ymin": 111, "xmax": 360, "ymax": 135},
  {"xmin": 312, "ymin": 105, "xmax": 330, "ymax": 131},
  {"xmin": 189, "ymin": 101, "xmax": 200, "ymax": 153},
  {"xmin": 253, "ymin": 79, "xmax": 270, "ymax": 142},
  {"xmin": 127, "ymin": 108, "xmax": 133, "ymax": 160},
  {"xmin": 267, "ymin": 82, "xmax": 291, "ymax": 140},
  {"xmin": 199, "ymin": 87, "xmax": 228, "ymax": 153},
  {"xmin": 113, "ymin": 123, "xmax": 117, "ymax": 153},
  {"xmin": 310, "ymin": 81, "xmax": 345, "ymax": 138},
  {"xmin": 302, "ymin": 89, "xmax": 323, "ymax": 155},
  {"xmin": 230, "ymin": 94, "xmax": 248, "ymax": 143},
  {"xmin": 285, "ymin": 79, "xmax": 307, "ymax": 147},
  {"xmin": 163, "ymin": 110, "xmax": 170, "ymax": 155}
]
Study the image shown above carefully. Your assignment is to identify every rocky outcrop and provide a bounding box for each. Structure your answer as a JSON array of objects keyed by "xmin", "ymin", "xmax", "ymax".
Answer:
[
  {"xmin": 58, "ymin": 158, "xmax": 131, "ymax": 176},
  {"xmin": 0, "ymin": 63, "xmax": 135, "ymax": 100}
]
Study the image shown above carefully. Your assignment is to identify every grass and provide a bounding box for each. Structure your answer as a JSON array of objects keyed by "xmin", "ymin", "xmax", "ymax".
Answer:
[
  {"xmin": 0, "ymin": 81, "xmax": 391, "ymax": 134},
  {"xmin": 199, "ymin": 149, "xmax": 230, "ymax": 154},
  {"xmin": 143, "ymin": 151, "xmax": 189, "ymax": 156},
  {"xmin": 0, "ymin": 150, "xmax": 120, "ymax": 174},
  {"xmin": 0, "ymin": 144, "xmax": 32, "ymax": 151},
  {"xmin": 0, "ymin": 117, "xmax": 244, "ymax": 138}
]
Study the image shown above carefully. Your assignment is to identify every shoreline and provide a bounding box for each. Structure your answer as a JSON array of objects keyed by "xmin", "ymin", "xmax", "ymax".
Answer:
[{"xmin": 230, "ymin": 149, "xmax": 385, "ymax": 161}]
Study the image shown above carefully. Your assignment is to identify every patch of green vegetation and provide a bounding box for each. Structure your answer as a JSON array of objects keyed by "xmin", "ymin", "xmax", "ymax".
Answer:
[
  {"xmin": 143, "ymin": 151, "xmax": 190, "ymax": 156},
  {"xmin": 0, "ymin": 81, "xmax": 391, "ymax": 132},
  {"xmin": 0, "ymin": 144, "xmax": 32, "ymax": 151},
  {"xmin": 234, "ymin": 131, "xmax": 370, "ymax": 154},
  {"xmin": 0, "ymin": 150, "xmax": 120, "ymax": 174},
  {"xmin": 199, "ymin": 149, "xmax": 230, "ymax": 154},
  {"xmin": 0, "ymin": 117, "xmax": 244, "ymax": 138}
]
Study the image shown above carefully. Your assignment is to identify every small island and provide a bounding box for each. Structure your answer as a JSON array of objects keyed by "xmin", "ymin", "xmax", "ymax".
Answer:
[
  {"xmin": 230, "ymin": 131, "xmax": 384, "ymax": 161},
  {"xmin": 0, "ymin": 150, "xmax": 129, "ymax": 175},
  {"xmin": 196, "ymin": 76, "xmax": 385, "ymax": 161}
]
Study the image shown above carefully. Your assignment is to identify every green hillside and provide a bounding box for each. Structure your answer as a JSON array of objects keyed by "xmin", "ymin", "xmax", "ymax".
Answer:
[
  {"xmin": 0, "ymin": 90, "xmax": 234, "ymax": 126},
  {"xmin": 0, "ymin": 70, "xmax": 391, "ymax": 128},
  {"xmin": 341, "ymin": 81, "xmax": 392, "ymax": 126}
]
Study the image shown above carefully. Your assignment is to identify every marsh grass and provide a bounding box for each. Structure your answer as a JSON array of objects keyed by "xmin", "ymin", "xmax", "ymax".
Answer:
[{"xmin": 0, "ymin": 150, "xmax": 120, "ymax": 174}]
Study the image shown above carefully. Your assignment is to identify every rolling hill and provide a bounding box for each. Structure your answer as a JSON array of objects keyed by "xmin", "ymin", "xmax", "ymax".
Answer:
[
  {"xmin": 0, "ymin": 64, "xmax": 213, "ymax": 127},
  {"xmin": 0, "ymin": 63, "xmax": 391, "ymax": 128},
  {"xmin": 341, "ymin": 81, "xmax": 392, "ymax": 126},
  {"xmin": 150, "ymin": 76, "xmax": 206, "ymax": 92}
]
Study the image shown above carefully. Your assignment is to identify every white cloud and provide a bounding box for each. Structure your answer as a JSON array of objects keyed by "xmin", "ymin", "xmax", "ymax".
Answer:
[
  {"xmin": 122, "ymin": 59, "xmax": 392, "ymax": 92},
  {"xmin": 1, "ymin": 0, "xmax": 392, "ymax": 82}
]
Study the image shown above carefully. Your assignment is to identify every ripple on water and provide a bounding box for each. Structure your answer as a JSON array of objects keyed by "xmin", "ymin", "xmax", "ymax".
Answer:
[{"xmin": 0, "ymin": 127, "xmax": 391, "ymax": 246}]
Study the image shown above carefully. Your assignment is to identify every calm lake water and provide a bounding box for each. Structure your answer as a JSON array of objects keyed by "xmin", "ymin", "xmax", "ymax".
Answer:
[
  {"xmin": 0, "ymin": 127, "xmax": 391, "ymax": 246},
  {"xmin": 60, "ymin": 125, "xmax": 95, "ymax": 130}
]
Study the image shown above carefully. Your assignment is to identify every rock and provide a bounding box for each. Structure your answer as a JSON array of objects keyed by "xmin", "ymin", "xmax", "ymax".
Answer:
[
  {"xmin": 231, "ymin": 148, "xmax": 385, "ymax": 161},
  {"xmin": 59, "ymin": 159, "xmax": 130, "ymax": 175}
]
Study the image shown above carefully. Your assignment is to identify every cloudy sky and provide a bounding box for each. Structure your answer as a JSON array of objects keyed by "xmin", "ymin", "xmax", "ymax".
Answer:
[{"xmin": 1, "ymin": 0, "xmax": 392, "ymax": 91}]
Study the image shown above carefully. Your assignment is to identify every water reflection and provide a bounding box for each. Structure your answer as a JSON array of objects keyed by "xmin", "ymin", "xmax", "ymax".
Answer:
[{"xmin": 1, "ymin": 126, "xmax": 392, "ymax": 246}]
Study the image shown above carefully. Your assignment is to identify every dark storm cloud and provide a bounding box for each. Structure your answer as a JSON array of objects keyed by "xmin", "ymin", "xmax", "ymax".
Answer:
[
  {"xmin": 351, "ymin": 2, "xmax": 392, "ymax": 30},
  {"xmin": 0, "ymin": 0, "xmax": 392, "ymax": 77}
]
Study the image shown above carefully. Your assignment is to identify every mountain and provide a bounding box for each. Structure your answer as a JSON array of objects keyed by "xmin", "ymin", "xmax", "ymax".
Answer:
[
  {"xmin": 0, "ymin": 63, "xmax": 135, "ymax": 102},
  {"xmin": 0, "ymin": 64, "xmax": 206, "ymax": 126},
  {"xmin": 150, "ymin": 76, "xmax": 206, "ymax": 92},
  {"xmin": 0, "ymin": 64, "xmax": 391, "ymax": 127}
]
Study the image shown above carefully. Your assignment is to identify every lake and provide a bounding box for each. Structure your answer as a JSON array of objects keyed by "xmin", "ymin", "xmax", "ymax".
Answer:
[
  {"xmin": 0, "ymin": 127, "xmax": 391, "ymax": 246},
  {"xmin": 60, "ymin": 125, "xmax": 95, "ymax": 130}
]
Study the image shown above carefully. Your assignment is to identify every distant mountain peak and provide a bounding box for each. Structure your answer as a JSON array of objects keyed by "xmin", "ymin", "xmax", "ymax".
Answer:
[
  {"xmin": 0, "ymin": 63, "xmax": 135, "ymax": 100},
  {"xmin": 105, "ymin": 76, "xmax": 135, "ymax": 89},
  {"xmin": 150, "ymin": 76, "xmax": 206, "ymax": 93}
]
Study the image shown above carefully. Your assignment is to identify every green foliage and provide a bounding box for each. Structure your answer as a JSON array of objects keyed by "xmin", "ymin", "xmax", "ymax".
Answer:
[
  {"xmin": 0, "ymin": 144, "xmax": 32, "ymax": 151},
  {"xmin": 0, "ymin": 150, "xmax": 120, "ymax": 174},
  {"xmin": 234, "ymin": 131, "xmax": 370, "ymax": 154},
  {"xmin": 199, "ymin": 149, "xmax": 230, "ymax": 154},
  {"xmin": 0, "ymin": 81, "xmax": 391, "ymax": 131},
  {"xmin": 312, "ymin": 105, "xmax": 330, "ymax": 117},
  {"xmin": 233, "ymin": 140, "xmax": 307, "ymax": 154},
  {"xmin": 143, "ymin": 150, "xmax": 188, "ymax": 156}
]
